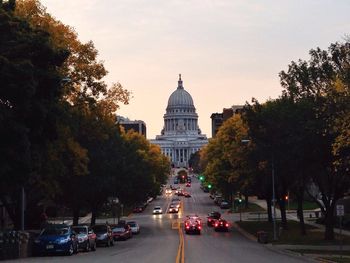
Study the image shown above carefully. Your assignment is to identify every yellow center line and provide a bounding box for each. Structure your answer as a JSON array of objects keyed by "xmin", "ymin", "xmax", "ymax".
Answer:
[{"xmin": 175, "ymin": 198, "xmax": 185, "ymax": 263}]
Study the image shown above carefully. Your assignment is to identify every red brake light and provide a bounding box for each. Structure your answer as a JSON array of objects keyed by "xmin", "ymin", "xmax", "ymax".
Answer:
[
  {"xmin": 198, "ymin": 226, "xmax": 201, "ymax": 229},
  {"xmin": 186, "ymin": 226, "xmax": 190, "ymax": 229},
  {"xmin": 215, "ymin": 223, "xmax": 218, "ymax": 227},
  {"xmin": 226, "ymin": 223, "xmax": 229, "ymax": 227}
]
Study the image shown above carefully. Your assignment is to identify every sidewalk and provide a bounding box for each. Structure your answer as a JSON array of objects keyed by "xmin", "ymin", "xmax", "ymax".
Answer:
[{"xmin": 250, "ymin": 198, "xmax": 350, "ymax": 237}]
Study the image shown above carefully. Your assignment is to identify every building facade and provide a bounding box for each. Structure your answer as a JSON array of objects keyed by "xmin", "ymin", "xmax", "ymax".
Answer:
[
  {"xmin": 210, "ymin": 106, "xmax": 243, "ymax": 137},
  {"xmin": 150, "ymin": 75, "xmax": 208, "ymax": 167},
  {"xmin": 117, "ymin": 116, "xmax": 147, "ymax": 137}
]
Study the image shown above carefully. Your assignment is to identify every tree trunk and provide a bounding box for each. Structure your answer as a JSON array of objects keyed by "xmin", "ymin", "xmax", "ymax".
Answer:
[
  {"xmin": 266, "ymin": 198, "xmax": 272, "ymax": 223},
  {"xmin": 279, "ymin": 197, "xmax": 288, "ymax": 230},
  {"xmin": 245, "ymin": 195, "xmax": 249, "ymax": 209},
  {"xmin": 90, "ymin": 207, "xmax": 97, "ymax": 226},
  {"xmin": 297, "ymin": 193, "xmax": 306, "ymax": 235},
  {"xmin": 72, "ymin": 207, "xmax": 80, "ymax": 226},
  {"xmin": 324, "ymin": 205, "xmax": 335, "ymax": 240}
]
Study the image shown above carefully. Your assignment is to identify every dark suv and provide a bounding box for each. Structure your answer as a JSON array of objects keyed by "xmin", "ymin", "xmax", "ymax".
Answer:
[{"xmin": 92, "ymin": 224, "xmax": 114, "ymax": 247}]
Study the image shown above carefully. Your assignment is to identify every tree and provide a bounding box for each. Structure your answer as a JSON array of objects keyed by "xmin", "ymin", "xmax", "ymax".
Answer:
[
  {"xmin": 0, "ymin": 3, "xmax": 68, "ymax": 228},
  {"xmin": 279, "ymin": 41, "xmax": 350, "ymax": 240}
]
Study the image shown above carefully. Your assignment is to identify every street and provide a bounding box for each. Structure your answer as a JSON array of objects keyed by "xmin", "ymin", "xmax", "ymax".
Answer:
[{"xmin": 6, "ymin": 177, "xmax": 312, "ymax": 263}]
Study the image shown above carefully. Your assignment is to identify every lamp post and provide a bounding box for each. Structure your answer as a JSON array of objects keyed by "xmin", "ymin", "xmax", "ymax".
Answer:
[{"xmin": 271, "ymin": 154, "xmax": 277, "ymax": 241}]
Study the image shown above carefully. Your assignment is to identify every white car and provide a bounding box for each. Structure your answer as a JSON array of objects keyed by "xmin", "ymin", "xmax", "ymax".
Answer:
[
  {"xmin": 127, "ymin": 221, "xmax": 140, "ymax": 234},
  {"xmin": 153, "ymin": 206, "xmax": 163, "ymax": 214},
  {"xmin": 165, "ymin": 188, "xmax": 172, "ymax": 195}
]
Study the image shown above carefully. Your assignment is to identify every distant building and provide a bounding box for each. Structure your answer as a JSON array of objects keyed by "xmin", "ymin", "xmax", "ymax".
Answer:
[
  {"xmin": 210, "ymin": 105, "xmax": 243, "ymax": 137},
  {"xmin": 150, "ymin": 75, "xmax": 208, "ymax": 167},
  {"xmin": 117, "ymin": 116, "xmax": 147, "ymax": 138}
]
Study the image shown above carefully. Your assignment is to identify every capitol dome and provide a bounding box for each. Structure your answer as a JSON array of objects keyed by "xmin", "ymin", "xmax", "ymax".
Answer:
[
  {"xmin": 167, "ymin": 75, "xmax": 194, "ymax": 109},
  {"xmin": 150, "ymin": 74, "xmax": 208, "ymax": 168}
]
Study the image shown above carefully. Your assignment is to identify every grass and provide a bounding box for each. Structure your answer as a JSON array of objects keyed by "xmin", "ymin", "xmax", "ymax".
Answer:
[
  {"xmin": 230, "ymin": 202, "xmax": 266, "ymax": 213},
  {"xmin": 236, "ymin": 220, "xmax": 350, "ymax": 245},
  {"xmin": 321, "ymin": 257, "xmax": 350, "ymax": 263},
  {"xmin": 281, "ymin": 200, "xmax": 319, "ymax": 211},
  {"xmin": 289, "ymin": 249, "xmax": 350, "ymax": 256}
]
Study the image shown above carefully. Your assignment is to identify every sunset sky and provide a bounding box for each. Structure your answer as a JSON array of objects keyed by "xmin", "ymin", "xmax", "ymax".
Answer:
[{"xmin": 41, "ymin": 0, "xmax": 350, "ymax": 139}]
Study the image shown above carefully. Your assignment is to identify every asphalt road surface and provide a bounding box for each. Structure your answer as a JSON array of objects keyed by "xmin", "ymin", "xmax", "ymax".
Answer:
[{"xmin": 6, "ymin": 176, "xmax": 313, "ymax": 263}]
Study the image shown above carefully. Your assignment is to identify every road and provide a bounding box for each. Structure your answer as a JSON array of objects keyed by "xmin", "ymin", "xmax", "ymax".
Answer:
[{"xmin": 6, "ymin": 176, "xmax": 313, "ymax": 263}]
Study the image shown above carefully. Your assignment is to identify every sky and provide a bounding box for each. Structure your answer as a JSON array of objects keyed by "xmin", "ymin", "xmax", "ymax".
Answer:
[{"xmin": 40, "ymin": 0, "xmax": 350, "ymax": 139}]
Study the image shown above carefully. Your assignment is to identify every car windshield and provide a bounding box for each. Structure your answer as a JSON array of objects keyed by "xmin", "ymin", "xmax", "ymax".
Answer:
[
  {"xmin": 41, "ymin": 227, "xmax": 69, "ymax": 236},
  {"xmin": 92, "ymin": 225, "xmax": 106, "ymax": 233},
  {"xmin": 113, "ymin": 227, "xmax": 125, "ymax": 232},
  {"xmin": 72, "ymin": 227, "xmax": 87, "ymax": 234},
  {"xmin": 128, "ymin": 223, "xmax": 136, "ymax": 227},
  {"xmin": 154, "ymin": 206, "xmax": 161, "ymax": 209}
]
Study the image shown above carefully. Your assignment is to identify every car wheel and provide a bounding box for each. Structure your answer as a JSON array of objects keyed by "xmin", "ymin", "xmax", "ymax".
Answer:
[
  {"xmin": 85, "ymin": 241, "xmax": 90, "ymax": 252},
  {"xmin": 67, "ymin": 244, "xmax": 74, "ymax": 256}
]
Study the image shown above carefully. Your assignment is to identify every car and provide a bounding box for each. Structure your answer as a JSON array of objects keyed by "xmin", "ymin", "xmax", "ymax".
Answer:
[
  {"xmin": 214, "ymin": 195, "xmax": 223, "ymax": 205},
  {"xmin": 187, "ymin": 178, "xmax": 191, "ymax": 183},
  {"xmin": 209, "ymin": 192, "xmax": 216, "ymax": 199},
  {"xmin": 176, "ymin": 189, "xmax": 184, "ymax": 196},
  {"xmin": 183, "ymin": 192, "xmax": 191, "ymax": 198},
  {"xmin": 72, "ymin": 225, "xmax": 97, "ymax": 252},
  {"xmin": 186, "ymin": 182, "xmax": 191, "ymax": 187},
  {"xmin": 153, "ymin": 206, "xmax": 163, "ymax": 214},
  {"xmin": 127, "ymin": 221, "xmax": 140, "ymax": 234},
  {"xmin": 91, "ymin": 224, "xmax": 114, "ymax": 247},
  {"xmin": 207, "ymin": 211, "xmax": 221, "ymax": 226},
  {"xmin": 33, "ymin": 224, "xmax": 78, "ymax": 256},
  {"xmin": 170, "ymin": 185, "xmax": 178, "ymax": 190},
  {"xmin": 133, "ymin": 205, "xmax": 144, "ymax": 213},
  {"xmin": 184, "ymin": 215, "xmax": 202, "ymax": 234},
  {"xmin": 220, "ymin": 201, "xmax": 230, "ymax": 209},
  {"xmin": 174, "ymin": 179, "xmax": 179, "ymax": 184},
  {"xmin": 214, "ymin": 218, "xmax": 230, "ymax": 232},
  {"xmin": 165, "ymin": 188, "xmax": 172, "ymax": 194},
  {"xmin": 168, "ymin": 204, "xmax": 179, "ymax": 213},
  {"xmin": 111, "ymin": 224, "xmax": 132, "ymax": 241}
]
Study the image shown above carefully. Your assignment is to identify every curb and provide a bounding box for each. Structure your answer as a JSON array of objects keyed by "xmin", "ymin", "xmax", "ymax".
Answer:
[
  {"xmin": 231, "ymin": 221, "xmax": 256, "ymax": 242},
  {"xmin": 233, "ymin": 221, "xmax": 317, "ymax": 262}
]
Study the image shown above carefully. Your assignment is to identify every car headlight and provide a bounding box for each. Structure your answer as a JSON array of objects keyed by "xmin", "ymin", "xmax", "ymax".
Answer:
[{"xmin": 58, "ymin": 237, "xmax": 70, "ymax": 244}]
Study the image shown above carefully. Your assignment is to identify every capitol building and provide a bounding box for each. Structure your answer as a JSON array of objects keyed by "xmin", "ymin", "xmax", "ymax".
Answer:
[{"xmin": 150, "ymin": 75, "xmax": 208, "ymax": 167}]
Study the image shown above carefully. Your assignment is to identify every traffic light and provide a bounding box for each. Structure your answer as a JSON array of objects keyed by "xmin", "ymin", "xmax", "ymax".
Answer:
[
  {"xmin": 208, "ymin": 184, "xmax": 212, "ymax": 189},
  {"xmin": 199, "ymin": 175, "xmax": 204, "ymax": 181},
  {"xmin": 238, "ymin": 198, "xmax": 242, "ymax": 203}
]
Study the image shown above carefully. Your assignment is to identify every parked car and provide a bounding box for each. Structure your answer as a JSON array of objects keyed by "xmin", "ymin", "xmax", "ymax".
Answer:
[
  {"xmin": 133, "ymin": 205, "xmax": 144, "ymax": 213},
  {"xmin": 127, "ymin": 221, "xmax": 140, "ymax": 234},
  {"xmin": 214, "ymin": 218, "xmax": 230, "ymax": 232},
  {"xmin": 91, "ymin": 224, "xmax": 114, "ymax": 247},
  {"xmin": 220, "ymin": 201, "xmax": 230, "ymax": 209},
  {"xmin": 33, "ymin": 224, "xmax": 78, "ymax": 256},
  {"xmin": 207, "ymin": 211, "xmax": 221, "ymax": 226},
  {"xmin": 214, "ymin": 195, "xmax": 223, "ymax": 205},
  {"xmin": 111, "ymin": 224, "xmax": 132, "ymax": 241},
  {"xmin": 72, "ymin": 225, "xmax": 96, "ymax": 252}
]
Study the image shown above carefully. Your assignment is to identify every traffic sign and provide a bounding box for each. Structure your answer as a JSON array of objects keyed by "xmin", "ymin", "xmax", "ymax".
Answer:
[{"xmin": 336, "ymin": 205, "xmax": 345, "ymax": 216}]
